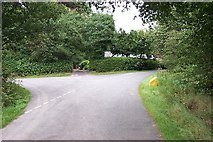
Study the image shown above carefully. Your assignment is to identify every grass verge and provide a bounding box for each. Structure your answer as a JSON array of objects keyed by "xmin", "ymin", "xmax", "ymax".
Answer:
[
  {"xmin": 90, "ymin": 70, "xmax": 144, "ymax": 75},
  {"xmin": 138, "ymin": 73, "xmax": 212, "ymax": 140},
  {"xmin": 17, "ymin": 72, "xmax": 71, "ymax": 78},
  {"xmin": 1, "ymin": 85, "xmax": 30, "ymax": 128}
]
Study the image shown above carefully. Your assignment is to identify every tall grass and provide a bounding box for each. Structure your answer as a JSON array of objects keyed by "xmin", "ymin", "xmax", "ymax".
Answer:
[{"xmin": 139, "ymin": 72, "xmax": 212, "ymax": 140}]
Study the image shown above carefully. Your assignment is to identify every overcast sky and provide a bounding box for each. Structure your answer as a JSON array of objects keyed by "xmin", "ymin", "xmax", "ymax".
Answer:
[
  {"xmin": 112, "ymin": 4, "xmax": 150, "ymax": 32},
  {"xmin": 92, "ymin": 3, "xmax": 150, "ymax": 33}
]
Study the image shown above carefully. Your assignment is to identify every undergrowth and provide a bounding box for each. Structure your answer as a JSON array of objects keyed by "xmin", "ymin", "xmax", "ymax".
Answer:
[
  {"xmin": 139, "ymin": 72, "xmax": 212, "ymax": 140},
  {"xmin": 1, "ymin": 83, "xmax": 30, "ymax": 128}
]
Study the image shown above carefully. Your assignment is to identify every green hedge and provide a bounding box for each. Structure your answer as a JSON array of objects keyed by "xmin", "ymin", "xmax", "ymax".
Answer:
[
  {"xmin": 90, "ymin": 57, "xmax": 159, "ymax": 72},
  {"xmin": 6, "ymin": 61, "xmax": 72, "ymax": 77},
  {"xmin": 3, "ymin": 52, "xmax": 72, "ymax": 77},
  {"xmin": 14, "ymin": 62, "xmax": 72, "ymax": 76}
]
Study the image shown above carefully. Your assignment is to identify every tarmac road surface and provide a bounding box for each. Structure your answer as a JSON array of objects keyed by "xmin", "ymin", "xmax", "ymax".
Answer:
[{"xmin": 2, "ymin": 71, "xmax": 161, "ymax": 140}]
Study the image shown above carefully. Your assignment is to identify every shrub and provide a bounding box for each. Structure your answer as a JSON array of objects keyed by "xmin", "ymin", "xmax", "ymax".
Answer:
[
  {"xmin": 3, "ymin": 51, "xmax": 72, "ymax": 77},
  {"xmin": 143, "ymin": 60, "xmax": 160, "ymax": 70},
  {"xmin": 13, "ymin": 62, "xmax": 72, "ymax": 77},
  {"xmin": 139, "ymin": 72, "xmax": 212, "ymax": 140},
  {"xmin": 2, "ymin": 82, "xmax": 29, "ymax": 107},
  {"xmin": 79, "ymin": 60, "xmax": 90, "ymax": 70},
  {"xmin": 90, "ymin": 57, "xmax": 160, "ymax": 72},
  {"xmin": 2, "ymin": 82, "xmax": 31, "ymax": 128}
]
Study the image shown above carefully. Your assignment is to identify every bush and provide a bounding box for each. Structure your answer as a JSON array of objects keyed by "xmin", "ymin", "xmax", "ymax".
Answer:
[
  {"xmin": 3, "ymin": 51, "xmax": 72, "ymax": 77},
  {"xmin": 143, "ymin": 60, "xmax": 159, "ymax": 70},
  {"xmin": 1, "ymin": 82, "xmax": 31, "ymax": 128},
  {"xmin": 13, "ymin": 62, "xmax": 72, "ymax": 77},
  {"xmin": 2, "ymin": 82, "xmax": 30, "ymax": 107},
  {"xmin": 90, "ymin": 57, "xmax": 160, "ymax": 72},
  {"xmin": 79, "ymin": 60, "xmax": 90, "ymax": 70},
  {"xmin": 4, "ymin": 61, "xmax": 72, "ymax": 77},
  {"xmin": 139, "ymin": 73, "xmax": 212, "ymax": 140}
]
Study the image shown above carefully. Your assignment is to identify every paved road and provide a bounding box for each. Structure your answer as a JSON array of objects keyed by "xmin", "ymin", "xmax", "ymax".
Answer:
[{"xmin": 2, "ymin": 71, "xmax": 161, "ymax": 140}]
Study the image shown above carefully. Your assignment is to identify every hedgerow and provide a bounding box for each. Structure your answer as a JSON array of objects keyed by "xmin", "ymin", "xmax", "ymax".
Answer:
[
  {"xmin": 90, "ymin": 57, "xmax": 160, "ymax": 72},
  {"xmin": 3, "ymin": 51, "xmax": 72, "ymax": 77}
]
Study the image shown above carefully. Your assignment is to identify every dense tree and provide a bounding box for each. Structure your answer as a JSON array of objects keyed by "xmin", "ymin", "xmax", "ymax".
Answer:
[
  {"xmin": 145, "ymin": 3, "xmax": 213, "ymax": 94},
  {"xmin": 2, "ymin": 2, "xmax": 116, "ymax": 66},
  {"xmin": 54, "ymin": 11, "xmax": 115, "ymax": 61},
  {"xmin": 2, "ymin": 2, "xmax": 68, "ymax": 48},
  {"xmin": 82, "ymin": 13, "xmax": 115, "ymax": 60},
  {"xmin": 51, "ymin": 11, "xmax": 85, "ymax": 63},
  {"xmin": 112, "ymin": 29, "xmax": 129, "ymax": 56},
  {"xmin": 111, "ymin": 29, "xmax": 151, "ymax": 59},
  {"xmin": 130, "ymin": 30, "xmax": 151, "ymax": 58}
]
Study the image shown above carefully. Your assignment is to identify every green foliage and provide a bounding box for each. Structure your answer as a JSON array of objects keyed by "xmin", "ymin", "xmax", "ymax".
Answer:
[
  {"xmin": 53, "ymin": 11, "xmax": 115, "ymax": 61},
  {"xmin": 19, "ymin": 72, "xmax": 71, "ymax": 79},
  {"xmin": 1, "ymin": 85, "xmax": 30, "ymax": 128},
  {"xmin": 143, "ymin": 60, "xmax": 160, "ymax": 70},
  {"xmin": 6, "ymin": 61, "xmax": 72, "ymax": 77},
  {"xmin": 90, "ymin": 57, "xmax": 159, "ymax": 72},
  {"xmin": 3, "ymin": 51, "xmax": 72, "ymax": 77},
  {"xmin": 82, "ymin": 13, "xmax": 115, "ymax": 59},
  {"xmin": 17, "ymin": 62, "xmax": 72, "ymax": 77},
  {"xmin": 79, "ymin": 60, "xmax": 90, "ymax": 70},
  {"xmin": 53, "ymin": 11, "xmax": 85, "ymax": 63},
  {"xmin": 2, "ymin": 3, "xmax": 115, "ymax": 76},
  {"xmin": 2, "ymin": 82, "xmax": 29, "ymax": 107},
  {"xmin": 139, "ymin": 73, "xmax": 212, "ymax": 140},
  {"xmin": 3, "ymin": 2, "xmax": 69, "ymax": 47},
  {"xmin": 149, "ymin": 25, "xmax": 212, "ymax": 95},
  {"xmin": 145, "ymin": 3, "xmax": 213, "ymax": 96},
  {"xmin": 111, "ymin": 29, "xmax": 151, "ymax": 58}
]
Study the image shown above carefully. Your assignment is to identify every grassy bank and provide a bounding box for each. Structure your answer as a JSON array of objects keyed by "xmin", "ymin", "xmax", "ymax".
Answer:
[
  {"xmin": 1, "ymin": 85, "xmax": 30, "ymax": 128},
  {"xmin": 17, "ymin": 72, "xmax": 71, "ymax": 78},
  {"xmin": 90, "ymin": 70, "xmax": 144, "ymax": 75},
  {"xmin": 138, "ymin": 73, "xmax": 212, "ymax": 140}
]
